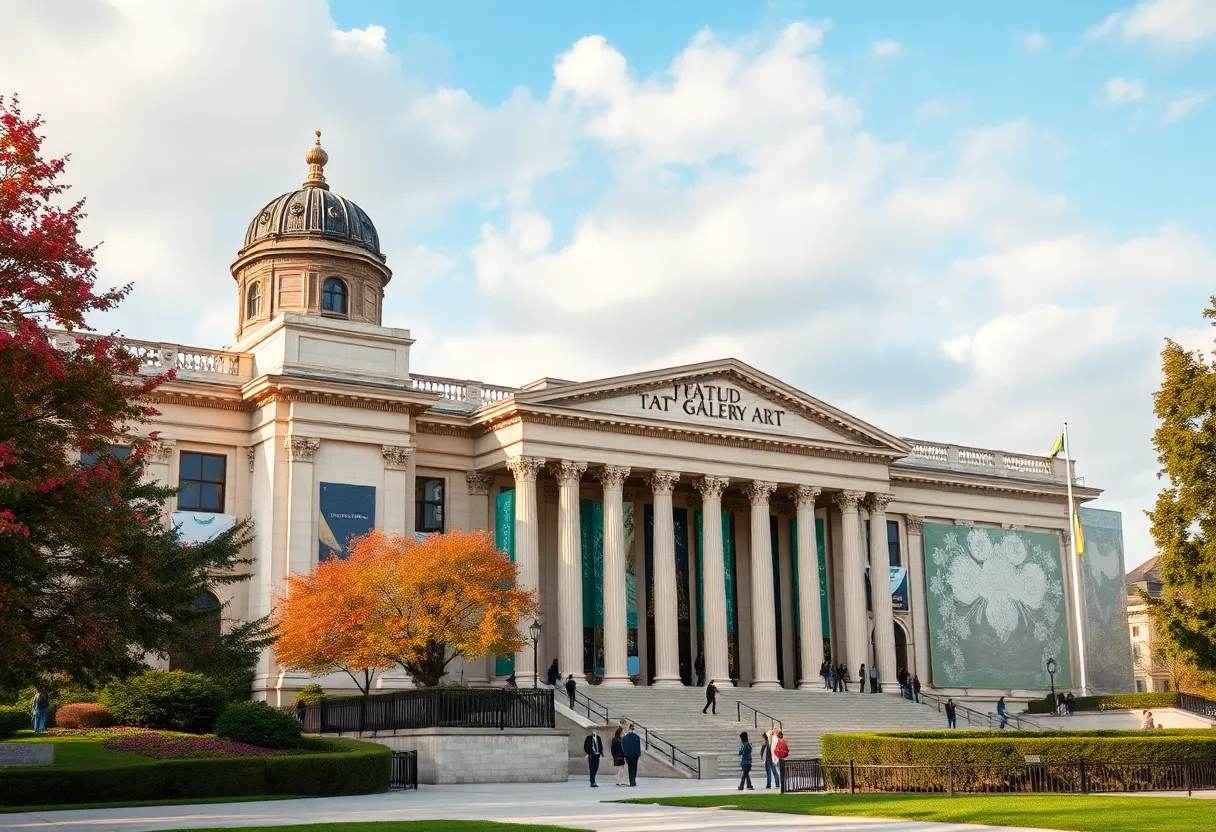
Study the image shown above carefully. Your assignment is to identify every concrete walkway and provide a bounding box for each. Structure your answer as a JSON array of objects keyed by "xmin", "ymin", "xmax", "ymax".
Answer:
[{"xmin": 1, "ymin": 778, "xmax": 1059, "ymax": 832}]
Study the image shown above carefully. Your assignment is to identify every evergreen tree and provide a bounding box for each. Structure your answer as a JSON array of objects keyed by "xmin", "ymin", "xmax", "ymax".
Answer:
[{"xmin": 1148, "ymin": 298, "xmax": 1216, "ymax": 674}]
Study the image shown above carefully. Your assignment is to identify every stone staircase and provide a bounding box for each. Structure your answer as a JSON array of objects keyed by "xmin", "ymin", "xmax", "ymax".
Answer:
[{"xmin": 575, "ymin": 684, "xmax": 950, "ymax": 764}]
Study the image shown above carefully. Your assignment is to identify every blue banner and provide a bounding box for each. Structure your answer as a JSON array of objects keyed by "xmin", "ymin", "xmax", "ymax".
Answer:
[
  {"xmin": 318, "ymin": 482, "xmax": 375, "ymax": 561},
  {"xmin": 495, "ymin": 488, "xmax": 516, "ymax": 677}
]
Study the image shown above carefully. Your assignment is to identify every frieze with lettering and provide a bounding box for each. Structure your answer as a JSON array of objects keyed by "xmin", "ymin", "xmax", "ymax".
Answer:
[{"xmin": 640, "ymin": 383, "xmax": 786, "ymax": 427}]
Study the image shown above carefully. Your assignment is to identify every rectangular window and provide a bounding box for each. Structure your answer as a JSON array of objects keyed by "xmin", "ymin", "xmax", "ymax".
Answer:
[
  {"xmin": 1132, "ymin": 626, "xmax": 1140, "ymax": 637},
  {"xmin": 416, "ymin": 476, "xmax": 445, "ymax": 533},
  {"xmin": 80, "ymin": 445, "xmax": 133, "ymax": 466},
  {"xmin": 887, "ymin": 519, "xmax": 901, "ymax": 567},
  {"xmin": 1135, "ymin": 679, "xmax": 1145, "ymax": 692},
  {"xmin": 1162, "ymin": 680, "xmax": 1171, "ymax": 691},
  {"xmin": 178, "ymin": 451, "xmax": 226, "ymax": 513}
]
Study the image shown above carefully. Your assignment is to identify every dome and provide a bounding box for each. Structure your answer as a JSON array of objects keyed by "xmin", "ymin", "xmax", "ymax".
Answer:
[{"xmin": 242, "ymin": 132, "xmax": 383, "ymax": 261}]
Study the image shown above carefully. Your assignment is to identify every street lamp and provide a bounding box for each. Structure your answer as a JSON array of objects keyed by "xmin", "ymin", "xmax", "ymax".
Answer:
[
  {"xmin": 1046, "ymin": 657, "xmax": 1058, "ymax": 713},
  {"xmin": 529, "ymin": 619, "xmax": 542, "ymax": 688}
]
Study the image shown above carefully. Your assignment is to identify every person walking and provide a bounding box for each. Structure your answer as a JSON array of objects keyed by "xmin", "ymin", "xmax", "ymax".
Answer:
[
  {"xmin": 839, "ymin": 663, "xmax": 849, "ymax": 692},
  {"xmin": 505, "ymin": 673, "xmax": 517, "ymax": 688},
  {"xmin": 828, "ymin": 663, "xmax": 838, "ymax": 692},
  {"xmin": 610, "ymin": 726, "xmax": 627, "ymax": 786},
  {"xmin": 869, "ymin": 663, "xmax": 879, "ymax": 694},
  {"xmin": 31, "ymin": 688, "xmax": 49, "ymax": 734},
  {"xmin": 945, "ymin": 698, "xmax": 957, "ymax": 729},
  {"xmin": 295, "ymin": 698, "xmax": 307, "ymax": 724},
  {"xmin": 911, "ymin": 674, "xmax": 922, "ymax": 703},
  {"xmin": 857, "ymin": 664, "xmax": 866, "ymax": 694},
  {"xmin": 997, "ymin": 696, "xmax": 1009, "ymax": 729},
  {"xmin": 737, "ymin": 731, "xmax": 754, "ymax": 791},
  {"xmin": 622, "ymin": 723, "xmax": 642, "ymax": 786},
  {"xmin": 583, "ymin": 728, "xmax": 603, "ymax": 787},
  {"xmin": 702, "ymin": 679, "xmax": 718, "ymax": 714},
  {"xmin": 565, "ymin": 673, "xmax": 577, "ymax": 708},
  {"xmin": 546, "ymin": 659, "xmax": 560, "ymax": 687},
  {"xmin": 694, "ymin": 653, "xmax": 706, "ymax": 687}
]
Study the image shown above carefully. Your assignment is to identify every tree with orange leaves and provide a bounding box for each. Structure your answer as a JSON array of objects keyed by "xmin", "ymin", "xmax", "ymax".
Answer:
[{"xmin": 272, "ymin": 529, "xmax": 537, "ymax": 690}]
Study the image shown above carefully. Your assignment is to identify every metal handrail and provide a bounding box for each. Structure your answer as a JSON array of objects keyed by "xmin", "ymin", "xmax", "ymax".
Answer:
[
  {"xmin": 562, "ymin": 685, "xmax": 701, "ymax": 777},
  {"xmin": 1180, "ymin": 692, "xmax": 1216, "ymax": 719},
  {"xmin": 734, "ymin": 698, "xmax": 783, "ymax": 731},
  {"xmin": 916, "ymin": 689, "xmax": 1045, "ymax": 731},
  {"xmin": 564, "ymin": 685, "xmax": 611, "ymax": 724}
]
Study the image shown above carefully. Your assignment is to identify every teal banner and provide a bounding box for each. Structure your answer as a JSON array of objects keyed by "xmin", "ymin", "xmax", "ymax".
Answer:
[
  {"xmin": 789, "ymin": 517, "xmax": 831, "ymax": 641},
  {"xmin": 923, "ymin": 522, "xmax": 1071, "ymax": 689},
  {"xmin": 581, "ymin": 498, "xmax": 604, "ymax": 673},
  {"xmin": 624, "ymin": 502, "xmax": 638, "ymax": 676},
  {"xmin": 318, "ymin": 482, "xmax": 375, "ymax": 561},
  {"xmin": 1078, "ymin": 507, "xmax": 1135, "ymax": 692},
  {"xmin": 494, "ymin": 488, "xmax": 516, "ymax": 677}
]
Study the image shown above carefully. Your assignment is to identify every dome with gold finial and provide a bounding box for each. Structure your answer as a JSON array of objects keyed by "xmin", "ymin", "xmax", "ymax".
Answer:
[{"xmin": 242, "ymin": 131, "xmax": 383, "ymax": 260}]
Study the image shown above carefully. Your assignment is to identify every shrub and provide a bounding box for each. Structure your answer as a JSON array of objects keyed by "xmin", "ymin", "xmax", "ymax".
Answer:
[
  {"xmin": 214, "ymin": 702, "xmax": 302, "ymax": 749},
  {"xmin": 0, "ymin": 737, "xmax": 390, "ymax": 806},
  {"xmin": 53, "ymin": 703, "xmax": 112, "ymax": 729},
  {"xmin": 293, "ymin": 684, "xmax": 327, "ymax": 705},
  {"xmin": 1025, "ymin": 691, "xmax": 1180, "ymax": 714},
  {"xmin": 100, "ymin": 671, "xmax": 227, "ymax": 734},
  {"xmin": 0, "ymin": 705, "xmax": 30, "ymax": 738},
  {"xmin": 102, "ymin": 730, "xmax": 288, "ymax": 758},
  {"xmin": 821, "ymin": 729, "xmax": 1216, "ymax": 766}
]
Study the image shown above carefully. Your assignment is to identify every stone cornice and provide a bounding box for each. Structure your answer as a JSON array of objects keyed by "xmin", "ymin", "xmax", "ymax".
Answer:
[{"xmin": 889, "ymin": 470, "xmax": 1101, "ymax": 502}]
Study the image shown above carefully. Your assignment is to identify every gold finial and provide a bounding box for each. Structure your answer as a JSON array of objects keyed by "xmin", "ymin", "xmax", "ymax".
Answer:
[{"xmin": 303, "ymin": 129, "xmax": 329, "ymax": 189}]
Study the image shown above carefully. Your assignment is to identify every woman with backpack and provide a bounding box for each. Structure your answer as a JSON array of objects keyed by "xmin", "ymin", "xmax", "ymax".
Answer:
[
  {"xmin": 772, "ymin": 729, "xmax": 789, "ymax": 789},
  {"xmin": 737, "ymin": 731, "xmax": 754, "ymax": 791}
]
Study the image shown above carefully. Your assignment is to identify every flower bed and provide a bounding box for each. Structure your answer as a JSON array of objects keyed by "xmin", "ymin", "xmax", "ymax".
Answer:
[{"xmin": 102, "ymin": 731, "xmax": 290, "ymax": 759}]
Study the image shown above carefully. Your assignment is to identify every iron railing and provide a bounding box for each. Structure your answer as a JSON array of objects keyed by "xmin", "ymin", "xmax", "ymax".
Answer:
[
  {"xmin": 1180, "ymin": 692, "xmax": 1216, "ymax": 719},
  {"xmin": 562, "ymin": 686, "xmax": 701, "ymax": 777},
  {"xmin": 914, "ymin": 689, "xmax": 1045, "ymax": 730},
  {"xmin": 565, "ymin": 686, "xmax": 611, "ymax": 724},
  {"xmin": 301, "ymin": 687, "xmax": 554, "ymax": 733},
  {"xmin": 782, "ymin": 758, "xmax": 1216, "ymax": 796},
  {"xmin": 390, "ymin": 750, "xmax": 418, "ymax": 790},
  {"xmin": 734, "ymin": 698, "xmax": 783, "ymax": 731}
]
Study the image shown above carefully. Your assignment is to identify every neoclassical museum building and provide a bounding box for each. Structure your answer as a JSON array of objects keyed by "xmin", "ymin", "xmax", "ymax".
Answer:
[{"xmin": 74, "ymin": 136, "xmax": 1134, "ymax": 702}]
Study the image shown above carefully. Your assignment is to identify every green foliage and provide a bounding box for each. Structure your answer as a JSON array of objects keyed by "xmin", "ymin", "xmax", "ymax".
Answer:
[
  {"xmin": 0, "ymin": 705, "xmax": 30, "ymax": 738},
  {"xmin": 0, "ymin": 737, "xmax": 389, "ymax": 806},
  {"xmin": 1149, "ymin": 305, "xmax": 1216, "ymax": 674},
  {"xmin": 167, "ymin": 616, "xmax": 273, "ymax": 703},
  {"xmin": 293, "ymin": 684, "xmax": 327, "ymax": 705},
  {"xmin": 99, "ymin": 671, "xmax": 227, "ymax": 734},
  {"xmin": 1025, "ymin": 692, "xmax": 1180, "ymax": 714},
  {"xmin": 213, "ymin": 702, "xmax": 301, "ymax": 750},
  {"xmin": 53, "ymin": 703, "xmax": 112, "ymax": 729},
  {"xmin": 820, "ymin": 729, "xmax": 1216, "ymax": 766}
]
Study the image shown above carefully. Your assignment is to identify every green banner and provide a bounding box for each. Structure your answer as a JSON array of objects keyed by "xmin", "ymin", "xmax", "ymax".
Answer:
[
  {"xmin": 923, "ymin": 522, "xmax": 1071, "ymax": 689},
  {"xmin": 789, "ymin": 516, "xmax": 830, "ymax": 641},
  {"xmin": 1078, "ymin": 507, "xmax": 1135, "ymax": 692},
  {"xmin": 695, "ymin": 508, "xmax": 739, "ymax": 678},
  {"xmin": 494, "ymin": 488, "xmax": 516, "ymax": 677},
  {"xmin": 581, "ymin": 498, "xmax": 604, "ymax": 673}
]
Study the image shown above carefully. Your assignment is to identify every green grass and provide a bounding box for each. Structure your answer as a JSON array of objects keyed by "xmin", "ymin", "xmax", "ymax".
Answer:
[
  {"xmin": 0, "ymin": 795, "xmax": 302, "ymax": 814},
  {"xmin": 6, "ymin": 734, "xmax": 149, "ymax": 769},
  {"xmin": 622, "ymin": 793, "xmax": 1216, "ymax": 832},
  {"xmin": 149, "ymin": 824, "xmax": 584, "ymax": 832}
]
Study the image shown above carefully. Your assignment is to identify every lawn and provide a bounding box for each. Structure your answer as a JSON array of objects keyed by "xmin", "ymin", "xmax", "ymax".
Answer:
[
  {"xmin": 622, "ymin": 792, "xmax": 1216, "ymax": 832},
  {"xmin": 0, "ymin": 795, "xmax": 301, "ymax": 814},
  {"xmin": 7, "ymin": 733, "xmax": 150, "ymax": 768},
  {"xmin": 154, "ymin": 825, "xmax": 584, "ymax": 832}
]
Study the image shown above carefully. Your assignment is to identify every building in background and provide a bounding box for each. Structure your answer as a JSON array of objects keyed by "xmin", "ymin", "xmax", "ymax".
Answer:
[{"xmin": 1126, "ymin": 557, "xmax": 1170, "ymax": 693}]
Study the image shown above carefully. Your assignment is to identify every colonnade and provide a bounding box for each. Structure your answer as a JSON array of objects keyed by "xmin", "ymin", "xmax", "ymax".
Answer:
[{"xmin": 503, "ymin": 455, "xmax": 907, "ymax": 689}]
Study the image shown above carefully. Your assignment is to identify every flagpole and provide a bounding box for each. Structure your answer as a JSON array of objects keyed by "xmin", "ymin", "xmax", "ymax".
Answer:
[{"xmin": 1062, "ymin": 422, "xmax": 1088, "ymax": 696}]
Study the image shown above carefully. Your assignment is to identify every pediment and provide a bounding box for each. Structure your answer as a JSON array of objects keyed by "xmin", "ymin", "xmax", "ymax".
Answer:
[{"xmin": 512, "ymin": 359, "xmax": 910, "ymax": 454}]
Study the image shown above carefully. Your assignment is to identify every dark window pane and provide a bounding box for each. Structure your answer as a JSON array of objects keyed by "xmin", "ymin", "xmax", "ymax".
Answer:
[
  {"xmin": 112, "ymin": 446, "xmax": 133, "ymax": 461},
  {"xmin": 200, "ymin": 483, "xmax": 223, "ymax": 512},
  {"xmin": 179, "ymin": 452, "xmax": 202, "ymax": 481},
  {"xmin": 202, "ymin": 455, "xmax": 226, "ymax": 483},
  {"xmin": 80, "ymin": 452, "xmax": 101, "ymax": 466},
  {"xmin": 888, "ymin": 520, "xmax": 901, "ymax": 567},
  {"xmin": 179, "ymin": 481, "xmax": 201, "ymax": 510},
  {"xmin": 424, "ymin": 479, "xmax": 443, "ymax": 501},
  {"xmin": 423, "ymin": 504, "xmax": 442, "ymax": 531}
]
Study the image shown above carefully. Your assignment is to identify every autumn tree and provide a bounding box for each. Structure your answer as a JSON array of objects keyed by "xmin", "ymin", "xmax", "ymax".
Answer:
[
  {"xmin": 1147, "ymin": 299, "xmax": 1216, "ymax": 676},
  {"xmin": 273, "ymin": 530, "xmax": 538, "ymax": 689},
  {"xmin": 0, "ymin": 95, "xmax": 257, "ymax": 690}
]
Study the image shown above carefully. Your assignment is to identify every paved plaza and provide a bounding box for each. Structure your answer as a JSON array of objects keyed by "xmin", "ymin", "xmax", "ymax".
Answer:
[{"xmin": 1, "ymin": 778, "xmax": 1064, "ymax": 832}]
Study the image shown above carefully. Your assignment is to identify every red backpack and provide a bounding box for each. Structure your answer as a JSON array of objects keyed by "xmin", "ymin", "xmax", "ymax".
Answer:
[{"xmin": 774, "ymin": 738, "xmax": 789, "ymax": 759}]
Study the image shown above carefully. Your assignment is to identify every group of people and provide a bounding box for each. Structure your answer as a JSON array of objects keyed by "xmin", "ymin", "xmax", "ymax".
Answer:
[
  {"xmin": 1054, "ymin": 692, "xmax": 1077, "ymax": 716},
  {"xmin": 896, "ymin": 668, "xmax": 922, "ymax": 702},
  {"xmin": 546, "ymin": 659, "xmax": 580, "ymax": 708},
  {"xmin": 818, "ymin": 659, "xmax": 855, "ymax": 692},
  {"xmin": 582, "ymin": 721, "xmax": 643, "ymax": 787},
  {"xmin": 735, "ymin": 727, "xmax": 789, "ymax": 790}
]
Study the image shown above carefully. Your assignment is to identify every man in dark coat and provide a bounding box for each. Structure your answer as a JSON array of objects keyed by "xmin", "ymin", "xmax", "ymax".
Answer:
[
  {"xmin": 546, "ymin": 659, "xmax": 560, "ymax": 687},
  {"xmin": 694, "ymin": 653, "xmax": 706, "ymax": 686},
  {"xmin": 702, "ymin": 679, "xmax": 718, "ymax": 714},
  {"xmin": 583, "ymin": 728, "xmax": 603, "ymax": 787},
  {"xmin": 621, "ymin": 723, "xmax": 642, "ymax": 786}
]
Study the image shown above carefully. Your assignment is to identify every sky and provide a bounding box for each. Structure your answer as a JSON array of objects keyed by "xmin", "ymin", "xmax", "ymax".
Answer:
[{"xmin": 4, "ymin": 0, "xmax": 1215, "ymax": 569}]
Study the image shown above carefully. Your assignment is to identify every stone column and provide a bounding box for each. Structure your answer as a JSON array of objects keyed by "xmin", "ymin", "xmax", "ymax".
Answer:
[
  {"xmin": 693, "ymin": 476, "xmax": 731, "ymax": 686},
  {"xmin": 646, "ymin": 470, "xmax": 683, "ymax": 687},
  {"xmin": 551, "ymin": 460, "xmax": 588, "ymax": 680},
  {"xmin": 464, "ymin": 472, "xmax": 495, "ymax": 684},
  {"xmin": 906, "ymin": 515, "xmax": 931, "ymax": 684},
  {"xmin": 597, "ymin": 465, "xmax": 632, "ymax": 686},
  {"xmin": 868, "ymin": 493, "xmax": 898, "ymax": 691},
  {"xmin": 381, "ymin": 446, "xmax": 413, "ymax": 535},
  {"xmin": 145, "ymin": 440, "xmax": 175, "ymax": 524},
  {"xmin": 746, "ymin": 481, "xmax": 780, "ymax": 689},
  {"xmin": 284, "ymin": 436, "xmax": 320, "ymax": 576},
  {"xmin": 506, "ymin": 456, "xmax": 546, "ymax": 686},
  {"xmin": 833, "ymin": 490, "xmax": 869, "ymax": 677},
  {"xmin": 794, "ymin": 485, "xmax": 825, "ymax": 689}
]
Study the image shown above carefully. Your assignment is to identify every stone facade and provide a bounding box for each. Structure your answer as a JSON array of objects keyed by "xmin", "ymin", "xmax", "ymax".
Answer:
[{"xmin": 352, "ymin": 728, "xmax": 568, "ymax": 784}]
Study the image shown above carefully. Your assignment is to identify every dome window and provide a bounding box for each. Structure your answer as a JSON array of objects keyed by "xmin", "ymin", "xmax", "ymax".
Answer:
[
  {"xmin": 245, "ymin": 282, "xmax": 262, "ymax": 320},
  {"xmin": 321, "ymin": 277, "xmax": 348, "ymax": 315}
]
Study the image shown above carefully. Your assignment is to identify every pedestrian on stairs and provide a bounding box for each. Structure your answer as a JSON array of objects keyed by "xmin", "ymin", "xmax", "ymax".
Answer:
[
  {"xmin": 565, "ymin": 674, "xmax": 577, "ymax": 708},
  {"xmin": 547, "ymin": 659, "xmax": 560, "ymax": 687},
  {"xmin": 737, "ymin": 731, "xmax": 755, "ymax": 790},
  {"xmin": 702, "ymin": 679, "xmax": 718, "ymax": 714},
  {"xmin": 821, "ymin": 659, "xmax": 831, "ymax": 690},
  {"xmin": 997, "ymin": 696, "xmax": 1009, "ymax": 729},
  {"xmin": 911, "ymin": 674, "xmax": 922, "ymax": 703},
  {"xmin": 622, "ymin": 723, "xmax": 642, "ymax": 786},
  {"xmin": 869, "ymin": 663, "xmax": 879, "ymax": 694},
  {"xmin": 611, "ymin": 726, "xmax": 627, "ymax": 786},
  {"xmin": 694, "ymin": 653, "xmax": 706, "ymax": 687},
  {"xmin": 858, "ymin": 664, "xmax": 866, "ymax": 694},
  {"xmin": 945, "ymin": 698, "xmax": 957, "ymax": 729}
]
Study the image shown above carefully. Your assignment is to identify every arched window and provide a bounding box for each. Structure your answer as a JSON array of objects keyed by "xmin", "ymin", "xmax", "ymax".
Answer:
[
  {"xmin": 246, "ymin": 282, "xmax": 262, "ymax": 319},
  {"xmin": 321, "ymin": 277, "xmax": 348, "ymax": 315}
]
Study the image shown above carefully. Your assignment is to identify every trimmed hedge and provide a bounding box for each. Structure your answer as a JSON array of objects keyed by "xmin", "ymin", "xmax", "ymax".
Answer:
[
  {"xmin": 293, "ymin": 684, "xmax": 328, "ymax": 705},
  {"xmin": 53, "ymin": 703, "xmax": 112, "ymax": 729},
  {"xmin": 1025, "ymin": 691, "xmax": 1180, "ymax": 714},
  {"xmin": 0, "ymin": 706, "xmax": 29, "ymax": 739},
  {"xmin": 214, "ymin": 702, "xmax": 302, "ymax": 749},
  {"xmin": 100, "ymin": 671, "xmax": 227, "ymax": 734},
  {"xmin": 0, "ymin": 737, "xmax": 390, "ymax": 806},
  {"xmin": 821, "ymin": 729, "xmax": 1216, "ymax": 766}
]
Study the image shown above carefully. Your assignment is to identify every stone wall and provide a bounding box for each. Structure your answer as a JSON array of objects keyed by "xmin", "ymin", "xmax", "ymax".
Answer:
[
  {"xmin": 336, "ymin": 727, "xmax": 568, "ymax": 785},
  {"xmin": 0, "ymin": 743, "xmax": 53, "ymax": 766}
]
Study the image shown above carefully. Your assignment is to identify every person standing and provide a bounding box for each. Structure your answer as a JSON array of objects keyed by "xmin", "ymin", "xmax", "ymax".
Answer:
[
  {"xmin": 945, "ymin": 698, "xmax": 957, "ymax": 729},
  {"xmin": 762, "ymin": 730, "xmax": 781, "ymax": 790},
  {"xmin": 869, "ymin": 663, "xmax": 879, "ymax": 694},
  {"xmin": 839, "ymin": 663, "xmax": 849, "ymax": 692},
  {"xmin": 565, "ymin": 673, "xmax": 577, "ymax": 708},
  {"xmin": 737, "ymin": 731, "xmax": 754, "ymax": 791},
  {"xmin": 694, "ymin": 653, "xmax": 706, "ymax": 687},
  {"xmin": 547, "ymin": 659, "xmax": 560, "ymax": 687},
  {"xmin": 857, "ymin": 664, "xmax": 866, "ymax": 694},
  {"xmin": 31, "ymin": 688, "xmax": 49, "ymax": 733},
  {"xmin": 702, "ymin": 679, "xmax": 718, "ymax": 714},
  {"xmin": 997, "ymin": 696, "xmax": 1009, "ymax": 729},
  {"xmin": 911, "ymin": 674, "xmax": 922, "ymax": 703},
  {"xmin": 583, "ymin": 728, "xmax": 603, "ymax": 787},
  {"xmin": 821, "ymin": 660, "xmax": 831, "ymax": 690},
  {"xmin": 622, "ymin": 723, "xmax": 642, "ymax": 786},
  {"xmin": 610, "ymin": 726, "xmax": 627, "ymax": 786},
  {"xmin": 773, "ymin": 730, "xmax": 789, "ymax": 790}
]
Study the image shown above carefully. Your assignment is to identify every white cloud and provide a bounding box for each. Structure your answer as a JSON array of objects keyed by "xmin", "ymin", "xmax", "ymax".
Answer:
[
  {"xmin": 872, "ymin": 39, "xmax": 903, "ymax": 58},
  {"xmin": 1024, "ymin": 31, "xmax": 1047, "ymax": 52},
  {"xmin": 331, "ymin": 24, "xmax": 387, "ymax": 56},
  {"xmin": 1104, "ymin": 77, "xmax": 1147, "ymax": 104},
  {"xmin": 1164, "ymin": 90, "xmax": 1209, "ymax": 122},
  {"xmin": 1089, "ymin": 0, "xmax": 1216, "ymax": 46}
]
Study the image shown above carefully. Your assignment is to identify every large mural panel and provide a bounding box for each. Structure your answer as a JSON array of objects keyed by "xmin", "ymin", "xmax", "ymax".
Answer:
[
  {"xmin": 494, "ymin": 488, "xmax": 516, "ymax": 677},
  {"xmin": 1078, "ymin": 507, "xmax": 1135, "ymax": 692},
  {"xmin": 923, "ymin": 523, "xmax": 1071, "ymax": 689},
  {"xmin": 318, "ymin": 482, "xmax": 375, "ymax": 561}
]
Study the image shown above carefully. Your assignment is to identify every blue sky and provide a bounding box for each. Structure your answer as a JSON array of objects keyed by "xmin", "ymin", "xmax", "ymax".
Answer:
[{"xmin": 4, "ymin": 0, "xmax": 1215, "ymax": 567}]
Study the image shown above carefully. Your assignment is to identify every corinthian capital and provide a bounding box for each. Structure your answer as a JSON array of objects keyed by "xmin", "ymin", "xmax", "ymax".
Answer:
[
  {"xmin": 644, "ymin": 470, "xmax": 681, "ymax": 494},
  {"xmin": 868, "ymin": 492, "xmax": 894, "ymax": 514},
  {"xmin": 146, "ymin": 439, "xmax": 175, "ymax": 465},
  {"xmin": 465, "ymin": 472, "xmax": 494, "ymax": 496},
  {"xmin": 744, "ymin": 480, "xmax": 777, "ymax": 506},
  {"xmin": 506, "ymin": 456, "xmax": 546, "ymax": 483},
  {"xmin": 693, "ymin": 475, "xmax": 730, "ymax": 500},
  {"xmin": 905, "ymin": 515, "xmax": 924, "ymax": 535},
  {"xmin": 548, "ymin": 460, "xmax": 588, "ymax": 485},
  {"xmin": 793, "ymin": 485, "xmax": 821, "ymax": 510},
  {"xmin": 382, "ymin": 445, "xmax": 413, "ymax": 470},
  {"xmin": 832, "ymin": 490, "xmax": 866, "ymax": 513},
  {"xmin": 284, "ymin": 436, "xmax": 319, "ymax": 462},
  {"xmin": 595, "ymin": 465, "xmax": 631, "ymax": 490}
]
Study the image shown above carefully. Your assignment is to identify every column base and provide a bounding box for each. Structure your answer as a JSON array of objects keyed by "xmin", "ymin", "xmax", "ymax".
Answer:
[
  {"xmin": 796, "ymin": 680, "xmax": 821, "ymax": 690},
  {"xmin": 749, "ymin": 680, "xmax": 782, "ymax": 690},
  {"xmin": 651, "ymin": 676, "xmax": 684, "ymax": 688},
  {"xmin": 599, "ymin": 675, "xmax": 635, "ymax": 686}
]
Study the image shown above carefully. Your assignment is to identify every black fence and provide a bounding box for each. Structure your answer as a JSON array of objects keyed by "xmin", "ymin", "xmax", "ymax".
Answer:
[
  {"xmin": 1180, "ymin": 692, "xmax": 1216, "ymax": 719},
  {"xmin": 781, "ymin": 758, "xmax": 1216, "ymax": 796},
  {"xmin": 390, "ymin": 750, "xmax": 418, "ymax": 790},
  {"xmin": 300, "ymin": 687, "xmax": 555, "ymax": 733}
]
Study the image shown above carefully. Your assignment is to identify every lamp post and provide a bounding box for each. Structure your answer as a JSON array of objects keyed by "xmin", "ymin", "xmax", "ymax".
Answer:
[
  {"xmin": 529, "ymin": 619, "xmax": 542, "ymax": 689},
  {"xmin": 1046, "ymin": 657, "xmax": 1058, "ymax": 713}
]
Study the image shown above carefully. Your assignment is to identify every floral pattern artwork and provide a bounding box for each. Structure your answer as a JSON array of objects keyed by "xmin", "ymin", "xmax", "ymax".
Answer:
[
  {"xmin": 1078, "ymin": 507, "xmax": 1135, "ymax": 692},
  {"xmin": 924, "ymin": 523, "xmax": 1071, "ymax": 689}
]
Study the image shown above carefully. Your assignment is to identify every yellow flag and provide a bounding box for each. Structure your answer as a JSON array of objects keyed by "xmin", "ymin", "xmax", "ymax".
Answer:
[
  {"xmin": 1073, "ymin": 511, "xmax": 1085, "ymax": 556},
  {"xmin": 1048, "ymin": 431, "xmax": 1065, "ymax": 458}
]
